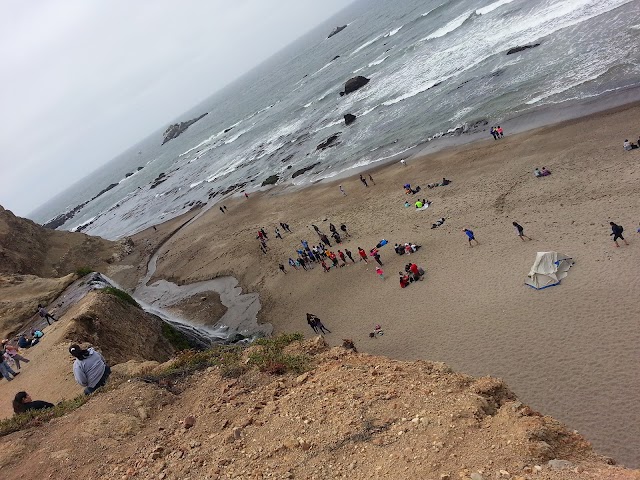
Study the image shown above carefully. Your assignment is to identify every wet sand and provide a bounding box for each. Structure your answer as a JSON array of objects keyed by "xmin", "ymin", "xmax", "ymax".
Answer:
[{"xmin": 147, "ymin": 101, "xmax": 640, "ymax": 467}]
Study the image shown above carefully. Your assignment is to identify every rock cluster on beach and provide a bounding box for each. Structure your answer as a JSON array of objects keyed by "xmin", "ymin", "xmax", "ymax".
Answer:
[
  {"xmin": 506, "ymin": 43, "xmax": 541, "ymax": 55},
  {"xmin": 162, "ymin": 113, "xmax": 208, "ymax": 145}
]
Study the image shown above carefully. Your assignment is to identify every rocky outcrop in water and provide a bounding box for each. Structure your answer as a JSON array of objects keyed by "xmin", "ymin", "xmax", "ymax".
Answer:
[
  {"xmin": 506, "ymin": 43, "xmax": 541, "ymax": 55},
  {"xmin": 162, "ymin": 113, "xmax": 208, "ymax": 145},
  {"xmin": 150, "ymin": 173, "xmax": 168, "ymax": 189},
  {"xmin": 261, "ymin": 175, "xmax": 279, "ymax": 187},
  {"xmin": 316, "ymin": 133, "xmax": 342, "ymax": 151},
  {"xmin": 340, "ymin": 76, "xmax": 370, "ymax": 96},
  {"xmin": 42, "ymin": 182, "xmax": 120, "ymax": 229},
  {"xmin": 344, "ymin": 113, "xmax": 357, "ymax": 126},
  {"xmin": 327, "ymin": 25, "xmax": 347, "ymax": 38},
  {"xmin": 291, "ymin": 163, "xmax": 319, "ymax": 178}
]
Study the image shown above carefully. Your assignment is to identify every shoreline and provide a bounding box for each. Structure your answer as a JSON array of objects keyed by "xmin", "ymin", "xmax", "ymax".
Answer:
[{"xmin": 140, "ymin": 100, "xmax": 640, "ymax": 467}]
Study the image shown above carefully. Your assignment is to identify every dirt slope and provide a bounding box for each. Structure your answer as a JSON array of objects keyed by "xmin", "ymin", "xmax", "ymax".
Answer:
[
  {"xmin": 0, "ymin": 338, "xmax": 637, "ymax": 480},
  {"xmin": 0, "ymin": 291, "xmax": 176, "ymax": 419}
]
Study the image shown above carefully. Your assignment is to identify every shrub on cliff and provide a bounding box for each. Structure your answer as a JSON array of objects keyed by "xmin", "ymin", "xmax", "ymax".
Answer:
[{"xmin": 99, "ymin": 287, "xmax": 140, "ymax": 308}]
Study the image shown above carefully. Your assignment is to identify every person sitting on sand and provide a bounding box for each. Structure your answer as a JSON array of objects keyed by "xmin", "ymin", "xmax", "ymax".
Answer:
[
  {"xmin": 399, "ymin": 272, "xmax": 410, "ymax": 288},
  {"xmin": 404, "ymin": 201, "xmax": 411, "ymax": 208},
  {"xmin": 431, "ymin": 218, "xmax": 445, "ymax": 229},
  {"xmin": 623, "ymin": 139, "xmax": 638, "ymax": 151},
  {"xmin": 534, "ymin": 168, "xmax": 542, "ymax": 177},
  {"xmin": 12, "ymin": 392, "xmax": 53, "ymax": 414},
  {"xmin": 415, "ymin": 200, "xmax": 423, "ymax": 209},
  {"xmin": 541, "ymin": 167, "xmax": 551, "ymax": 176},
  {"xmin": 69, "ymin": 344, "xmax": 111, "ymax": 395},
  {"xmin": 340, "ymin": 223, "xmax": 350, "ymax": 237},
  {"xmin": 0, "ymin": 355, "xmax": 19, "ymax": 381},
  {"xmin": 440, "ymin": 178, "xmax": 451, "ymax": 186}
]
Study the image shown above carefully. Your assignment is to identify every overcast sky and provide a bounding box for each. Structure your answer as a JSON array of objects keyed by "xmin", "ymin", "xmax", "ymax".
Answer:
[{"xmin": 0, "ymin": 0, "xmax": 351, "ymax": 217}]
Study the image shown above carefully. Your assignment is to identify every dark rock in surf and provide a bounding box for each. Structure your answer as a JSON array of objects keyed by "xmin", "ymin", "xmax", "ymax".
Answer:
[
  {"xmin": 150, "ymin": 173, "xmax": 168, "ymax": 189},
  {"xmin": 344, "ymin": 114, "xmax": 357, "ymax": 126},
  {"xmin": 316, "ymin": 133, "xmax": 342, "ymax": 151},
  {"xmin": 340, "ymin": 76, "xmax": 370, "ymax": 96},
  {"xmin": 292, "ymin": 163, "xmax": 320, "ymax": 179},
  {"xmin": 223, "ymin": 127, "xmax": 234, "ymax": 133},
  {"xmin": 331, "ymin": 55, "xmax": 341, "ymax": 62},
  {"xmin": 261, "ymin": 175, "xmax": 279, "ymax": 187},
  {"xmin": 328, "ymin": 25, "xmax": 347, "ymax": 38},
  {"xmin": 506, "ymin": 43, "xmax": 540, "ymax": 55}
]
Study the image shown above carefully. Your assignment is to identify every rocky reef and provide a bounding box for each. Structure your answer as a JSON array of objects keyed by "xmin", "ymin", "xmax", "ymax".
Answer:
[{"xmin": 162, "ymin": 113, "xmax": 208, "ymax": 145}]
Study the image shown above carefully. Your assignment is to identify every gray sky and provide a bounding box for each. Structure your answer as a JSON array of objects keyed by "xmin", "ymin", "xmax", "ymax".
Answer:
[{"xmin": 0, "ymin": 0, "xmax": 350, "ymax": 217}]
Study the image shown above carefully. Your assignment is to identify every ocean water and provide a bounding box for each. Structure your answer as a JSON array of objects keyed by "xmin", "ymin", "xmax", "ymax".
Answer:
[{"xmin": 31, "ymin": 0, "xmax": 640, "ymax": 238}]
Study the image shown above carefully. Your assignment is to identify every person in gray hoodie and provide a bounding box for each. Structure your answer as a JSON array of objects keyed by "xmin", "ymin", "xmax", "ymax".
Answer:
[{"xmin": 69, "ymin": 344, "xmax": 110, "ymax": 395}]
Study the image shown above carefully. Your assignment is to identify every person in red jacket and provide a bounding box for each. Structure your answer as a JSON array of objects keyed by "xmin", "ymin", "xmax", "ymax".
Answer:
[{"xmin": 358, "ymin": 247, "xmax": 368, "ymax": 262}]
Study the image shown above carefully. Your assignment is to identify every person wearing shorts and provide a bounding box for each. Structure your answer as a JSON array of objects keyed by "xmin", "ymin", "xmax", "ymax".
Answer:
[
  {"xmin": 610, "ymin": 222, "xmax": 628, "ymax": 247},
  {"xmin": 463, "ymin": 228, "xmax": 479, "ymax": 247},
  {"xmin": 512, "ymin": 221, "xmax": 531, "ymax": 241}
]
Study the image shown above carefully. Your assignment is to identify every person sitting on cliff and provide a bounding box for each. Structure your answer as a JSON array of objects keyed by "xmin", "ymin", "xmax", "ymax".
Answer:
[
  {"xmin": 12, "ymin": 392, "xmax": 53, "ymax": 414},
  {"xmin": 69, "ymin": 344, "xmax": 111, "ymax": 395}
]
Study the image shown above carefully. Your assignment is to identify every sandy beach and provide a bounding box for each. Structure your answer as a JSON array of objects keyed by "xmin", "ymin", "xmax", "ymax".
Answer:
[{"xmin": 143, "ymin": 102, "xmax": 640, "ymax": 466}]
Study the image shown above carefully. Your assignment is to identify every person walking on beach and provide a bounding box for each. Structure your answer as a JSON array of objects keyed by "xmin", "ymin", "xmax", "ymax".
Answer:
[
  {"xmin": 369, "ymin": 174, "xmax": 376, "ymax": 185},
  {"xmin": 512, "ymin": 222, "xmax": 531, "ymax": 241},
  {"xmin": 371, "ymin": 248, "xmax": 383, "ymax": 266},
  {"xmin": 376, "ymin": 267, "xmax": 384, "ymax": 280},
  {"xmin": 278, "ymin": 263, "xmax": 287, "ymax": 274},
  {"xmin": 358, "ymin": 247, "xmax": 368, "ymax": 262},
  {"xmin": 288, "ymin": 258, "xmax": 298, "ymax": 270},
  {"xmin": 37, "ymin": 305, "xmax": 56, "ymax": 325},
  {"xmin": 220, "ymin": 207, "xmax": 225, "ymax": 214},
  {"xmin": 360, "ymin": 175, "xmax": 368, "ymax": 187},
  {"xmin": 306, "ymin": 314, "xmax": 319, "ymax": 333},
  {"xmin": 344, "ymin": 248, "xmax": 355, "ymax": 263},
  {"xmin": 340, "ymin": 223, "xmax": 350, "ymax": 237},
  {"xmin": 610, "ymin": 222, "xmax": 628, "ymax": 247},
  {"xmin": 283, "ymin": 223, "xmax": 292, "ymax": 233},
  {"xmin": 490, "ymin": 127, "xmax": 498, "ymax": 140},
  {"xmin": 275, "ymin": 227, "xmax": 282, "ymax": 239},
  {"xmin": 400, "ymin": 159, "xmax": 407, "ymax": 167},
  {"xmin": 339, "ymin": 185, "xmax": 347, "ymax": 196},
  {"xmin": 260, "ymin": 228, "xmax": 269, "ymax": 240},
  {"xmin": 497, "ymin": 126, "xmax": 504, "ymax": 138},
  {"xmin": 338, "ymin": 250, "xmax": 347, "ymax": 265},
  {"xmin": 314, "ymin": 315, "xmax": 331, "ymax": 334},
  {"xmin": 463, "ymin": 228, "xmax": 479, "ymax": 247}
]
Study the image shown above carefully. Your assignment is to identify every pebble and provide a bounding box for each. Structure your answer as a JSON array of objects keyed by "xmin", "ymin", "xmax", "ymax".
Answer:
[
  {"xmin": 184, "ymin": 416, "xmax": 196, "ymax": 429},
  {"xmin": 547, "ymin": 459, "xmax": 573, "ymax": 470}
]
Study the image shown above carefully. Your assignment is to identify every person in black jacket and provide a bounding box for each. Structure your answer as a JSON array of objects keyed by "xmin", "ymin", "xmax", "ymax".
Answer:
[
  {"xmin": 610, "ymin": 222, "xmax": 629, "ymax": 247},
  {"xmin": 12, "ymin": 391, "xmax": 53, "ymax": 414}
]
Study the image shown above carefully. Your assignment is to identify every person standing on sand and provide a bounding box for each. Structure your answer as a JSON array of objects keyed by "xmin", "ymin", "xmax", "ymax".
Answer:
[
  {"xmin": 512, "ymin": 222, "xmax": 531, "ymax": 241},
  {"xmin": 400, "ymin": 159, "xmax": 407, "ymax": 167},
  {"xmin": 369, "ymin": 174, "xmax": 376, "ymax": 185},
  {"xmin": 220, "ymin": 207, "xmax": 225, "ymax": 214},
  {"xmin": 344, "ymin": 248, "xmax": 355, "ymax": 263},
  {"xmin": 610, "ymin": 222, "xmax": 628, "ymax": 247},
  {"xmin": 338, "ymin": 250, "xmax": 347, "ymax": 264},
  {"xmin": 288, "ymin": 258, "xmax": 297, "ymax": 270},
  {"xmin": 340, "ymin": 223, "xmax": 350, "ymax": 237},
  {"xmin": 244, "ymin": 192, "xmax": 249, "ymax": 198},
  {"xmin": 339, "ymin": 185, "xmax": 347, "ymax": 196},
  {"xmin": 490, "ymin": 127, "xmax": 497, "ymax": 140},
  {"xmin": 497, "ymin": 126, "xmax": 504, "ymax": 138},
  {"xmin": 358, "ymin": 247, "xmax": 368, "ymax": 262},
  {"xmin": 275, "ymin": 228, "xmax": 282, "ymax": 239},
  {"xmin": 260, "ymin": 228, "xmax": 269, "ymax": 240},
  {"xmin": 278, "ymin": 264, "xmax": 287, "ymax": 274},
  {"xmin": 463, "ymin": 228, "xmax": 479, "ymax": 247},
  {"xmin": 306, "ymin": 314, "xmax": 319, "ymax": 333},
  {"xmin": 313, "ymin": 315, "xmax": 331, "ymax": 334},
  {"xmin": 371, "ymin": 248, "xmax": 383, "ymax": 266},
  {"xmin": 376, "ymin": 267, "xmax": 384, "ymax": 280},
  {"xmin": 360, "ymin": 175, "xmax": 368, "ymax": 187}
]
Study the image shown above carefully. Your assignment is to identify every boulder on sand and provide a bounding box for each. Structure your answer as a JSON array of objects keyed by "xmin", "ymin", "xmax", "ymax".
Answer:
[
  {"xmin": 344, "ymin": 114, "xmax": 357, "ymax": 126},
  {"xmin": 261, "ymin": 174, "xmax": 279, "ymax": 187},
  {"xmin": 340, "ymin": 76, "xmax": 370, "ymax": 96}
]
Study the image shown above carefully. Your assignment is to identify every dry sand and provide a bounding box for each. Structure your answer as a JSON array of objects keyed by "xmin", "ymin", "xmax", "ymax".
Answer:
[{"xmin": 145, "ymin": 102, "xmax": 640, "ymax": 467}]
